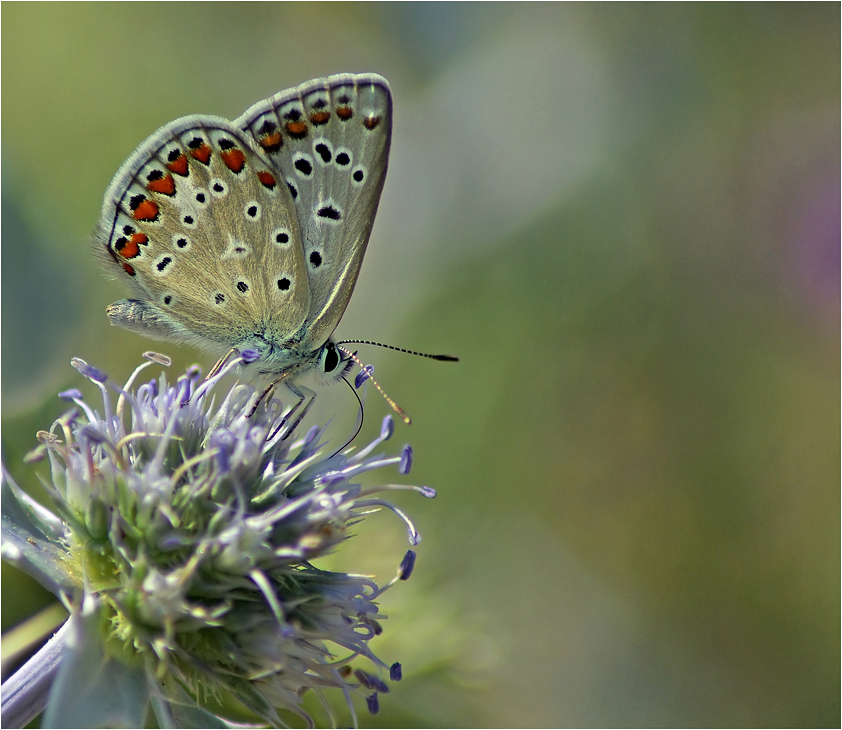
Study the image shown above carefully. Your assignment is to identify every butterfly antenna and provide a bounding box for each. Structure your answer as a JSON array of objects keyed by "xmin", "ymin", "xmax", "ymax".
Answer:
[
  {"xmin": 338, "ymin": 346, "xmax": 412, "ymax": 425},
  {"xmin": 337, "ymin": 340, "xmax": 459, "ymax": 362}
]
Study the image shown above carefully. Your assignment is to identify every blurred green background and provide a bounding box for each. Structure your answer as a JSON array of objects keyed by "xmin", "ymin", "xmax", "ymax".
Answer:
[{"xmin": 2, "ymin": 3, "xmax": 839, "ymax": 727}]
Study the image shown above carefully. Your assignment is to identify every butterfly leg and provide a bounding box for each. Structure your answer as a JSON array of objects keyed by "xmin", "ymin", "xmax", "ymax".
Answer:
[
  {"xmin": 247, "ymin": 378, "xmax": 315, "ymax": 439},
  {"xmin": 246, "ymin": 379, "xmax": 281, "ymax": 419},
  {"xmin": 262, "ymin": 382, "xmax": 317, "ymax": 442},
  {"xmin": 276, "ymin": 382, "xmax": 317, "ymax": 441},
  {"xmin": 204, "ymin": 348, "xmax": 238, "ymax": 382}
]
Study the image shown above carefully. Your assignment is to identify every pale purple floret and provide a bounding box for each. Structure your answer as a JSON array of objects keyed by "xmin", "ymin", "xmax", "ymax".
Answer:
[
  {"xmin": 355, "ymin": 364, "xmax": 374, "ymax": 388},
  {"xmin": 354, "ymin": 669, "xmax": 389, "ymax": 693},
  {"xmin": 399, "ymin": 444, "xmax": 413, "ymax": 474},
  {"xmin": 390, "ymin": 662, "xmax": 403, "ymax": 682},
  {"xmin": 239, "ymin": 348, "xmax": 261, "ymax": 363},
  {"xmin": 70, "ymin": 358, "xmax": 107, "ymax": 383},
  {"xmin": 58, "ymin": 389, "xmax": 83, "ymax": 401},
  {"xmin": 208, "ymin": 429, "xmax": 236, "ymax": 472},
  {"xmin": 80, "ymin": 424, "xmax": 113, "ymax": 445},
  {"xmin": 381, "ymin": 414, "xmax": 394, "ymax": 440},
  {"xmin": 366, "ymin": 693, "xmax": 380, "ymax": 715},
  {"xmin": 399, "ymin": 550, "xmax": 417, "ymax": 581}
]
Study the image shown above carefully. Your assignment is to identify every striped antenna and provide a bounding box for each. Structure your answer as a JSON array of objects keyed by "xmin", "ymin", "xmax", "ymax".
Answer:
[{"xmin": 337, "ymin": 340, "xmax": 459, "ymax": 362}]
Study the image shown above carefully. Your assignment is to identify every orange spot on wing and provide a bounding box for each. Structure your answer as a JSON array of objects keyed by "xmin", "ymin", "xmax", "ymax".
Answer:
[
  {"xmin": 363, "ymin": 115, "xmax": 381, "ymax": 130},
  {"xmin": 122, "ymin": 262, "xmax": 136, "ymax": 276},
  {"xmin": 259, "ymin": 132, "xmax": 283, "ymax": 152},
  {"xmin": 220, "ymin": 148, "xmax": 246, "ymax": 173},
  {"xmin": 257, "ymin": 171, "xmax": 277, "ymax": 188},
  {"xmin": 284, "ymin": 120, "xmax": 307, "ymax": 138},
  {"xmin": 115, "ymin": 233, "xmax": 146, "ymax": 259},
  {"xmin": 189, "ymin": 143, "xmax": 212, "ymax": 164},
  {"xmin": 147, "ymin": 173, "xmax": 175, "ymax": 195},
  {"xmin": 310, "ymin": 110, "xmax": 330, "ymax": 125},
  {"xmin": 335, "ymin": 106, "xmax": 353, "ymax": 121},
  {"xmin": 119, "ymin": 240, "xmax": 140, "ymax": 258},
  {"xmin": 132, "ymin": 199, "xmax": 159, "ymax": 221},
  {"xmin": 166, "ymin": 153, "xmax": 189, "ymax": 176}
]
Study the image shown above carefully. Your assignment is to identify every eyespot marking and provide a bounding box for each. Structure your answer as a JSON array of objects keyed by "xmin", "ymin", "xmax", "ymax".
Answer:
[
  {"xmin": 351, "ymin": 164, "xmax": 367, "ymax": 187},
  {"xmin": 294, "ymin": 155, "xmax": 314, "ymax": 178},
  {"xmin": 335, "ymin": 148, "xmax": 352, "ymax": 166},
  {"xmin": 153, "ymin": 254, "xmax": 174, "ymax": 275},
  {"xmin": 310, "ymin": 251, "xmax": 323, "ymax": 268},
  {"xmin": 277, "ymin": 277, "xmax": 291, "ymax": 291},
  {"xmin": 210, "ymin": 179, "xmax": 228, "ymax": 197},
  {"xmin": 314, "ymin": 139, "xmax": 333, "ymax": 164},
  {"xmin": 315, "ymin": 200, "xmax": 343, "ymax": 225},
  {"xmin": 287, "ymin": 179, "xmax": 298, "ymax": 199},
  {"xmin": 244, "ymin": 201, "xmax": 261, "ymax": 221},
  {"xmin": 272, "ymin": 228, "xmax": 291, "ymax": 246},
  {"xmin": 173, "ymin": 235, "xmax": 190, "ymax": 250},
  {"xmin": 221, "ymin": 239, "xmax": 250, "ymax": 259}
]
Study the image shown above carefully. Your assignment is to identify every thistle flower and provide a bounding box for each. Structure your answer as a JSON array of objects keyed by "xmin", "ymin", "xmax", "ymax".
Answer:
[{"xmin": 1, "ymin": 352, "xmax": 434, "ymax": 728}]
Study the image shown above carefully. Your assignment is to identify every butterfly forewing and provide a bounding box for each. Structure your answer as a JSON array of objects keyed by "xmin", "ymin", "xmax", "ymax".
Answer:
[
  {"xmin": 94, "ymin": 116, "xmax": 311, "ymax": 353},
  {"xmin": 236, "ymin": 73, "xmax": 393, "ymax": 350}
]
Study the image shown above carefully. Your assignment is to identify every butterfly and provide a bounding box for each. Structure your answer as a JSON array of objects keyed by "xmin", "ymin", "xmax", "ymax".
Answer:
[{"xmin": 93, "ymin": 73, "xmax": 393, "ymax": 398}]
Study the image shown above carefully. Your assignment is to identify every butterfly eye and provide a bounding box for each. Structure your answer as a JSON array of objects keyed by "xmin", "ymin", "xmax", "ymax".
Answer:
[{"xmin": 321, "ymin": 342, "xmax": 340, "ymax": 374}]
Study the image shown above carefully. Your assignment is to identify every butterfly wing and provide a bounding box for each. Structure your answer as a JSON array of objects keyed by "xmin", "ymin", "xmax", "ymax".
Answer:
[
  {"xmin": 236, "ymin": 73, "xmax": 393, "ymax": 351},
  {"xmin": 92, "ymin": 116, "xmax": 311, "ymax": 358}
]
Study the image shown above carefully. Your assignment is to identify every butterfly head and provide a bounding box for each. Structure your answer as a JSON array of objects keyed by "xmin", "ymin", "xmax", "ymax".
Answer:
[{"xmin": 239, "ymin": 336, "xmax": 352, "ymax": 384}]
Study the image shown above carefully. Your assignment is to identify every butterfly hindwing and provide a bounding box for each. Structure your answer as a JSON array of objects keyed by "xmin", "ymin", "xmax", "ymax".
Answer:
[
  {"xmin": 236, "ymin": 73, "xmax": 393, "ymax": 350},
  {"xmin": 93, "ymin": 116, "xmax": 311, "ymax": 355}
]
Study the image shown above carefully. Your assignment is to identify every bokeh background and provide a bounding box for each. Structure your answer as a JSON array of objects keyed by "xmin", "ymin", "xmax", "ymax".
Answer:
[{"xmin": 2, "ymin": 3, "xmax": 839, "ymax": 727}]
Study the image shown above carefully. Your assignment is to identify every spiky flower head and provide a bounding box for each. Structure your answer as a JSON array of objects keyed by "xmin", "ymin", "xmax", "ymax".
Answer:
[{"xmin": 2, "ymin": 352, "xmax": 433, "ymax": 728}]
